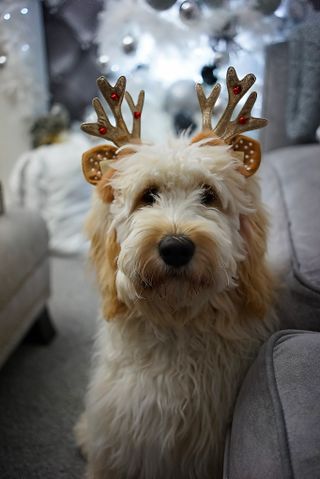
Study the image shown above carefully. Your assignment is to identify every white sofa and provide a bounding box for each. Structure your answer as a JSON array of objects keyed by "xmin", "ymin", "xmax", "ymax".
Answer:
[{"xmin": 0, "ymin": 182, "xmax": 54, "ymax": 369}]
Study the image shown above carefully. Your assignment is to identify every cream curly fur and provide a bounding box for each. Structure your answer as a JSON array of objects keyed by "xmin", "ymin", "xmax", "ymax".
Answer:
[{"xmin": 76, "ymin": 136, "xmax": 277, "ymax": 479}]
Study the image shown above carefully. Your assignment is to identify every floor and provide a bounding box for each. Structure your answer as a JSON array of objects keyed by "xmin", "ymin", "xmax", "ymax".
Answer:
[{"xmin": 0, "ymin": 256, "xmax": 99, "ymax": 479}]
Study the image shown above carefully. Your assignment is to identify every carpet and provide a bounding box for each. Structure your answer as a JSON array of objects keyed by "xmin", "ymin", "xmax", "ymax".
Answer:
[{"xmin": 0, "ymin": 255, "xmax": 99, "ymax": 479}]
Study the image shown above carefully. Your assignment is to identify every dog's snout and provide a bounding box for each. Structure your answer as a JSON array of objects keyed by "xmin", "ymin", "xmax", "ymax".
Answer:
[{"xmin": 158, "ymin": 235, "xmax": 195, "ymax": 268}]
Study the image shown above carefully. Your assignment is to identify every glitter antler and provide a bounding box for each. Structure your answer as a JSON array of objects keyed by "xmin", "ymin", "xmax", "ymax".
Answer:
[
  {"xmin": 81, "ymin": 76, "xmax": 145, "ymax": 147},
  {"xmin": 196, "ymin": 67, "xmax": 267, "ymax": 144}
]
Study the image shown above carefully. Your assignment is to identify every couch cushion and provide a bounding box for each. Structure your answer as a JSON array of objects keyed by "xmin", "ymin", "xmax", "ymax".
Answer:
[
  {"xmin": 263, "ymin": 144, "xmax": 320, "ymax": 290},
  {"xmin": 261, "ymin": 144, "xmax": 320, "ymax": 330},
  {"xmin": 0, "ymin": 209, "xmax": 49, "ymax": 310},
  {"xmin": 226, "ymin": 330, "xmax": 320, "ymax": 479}
]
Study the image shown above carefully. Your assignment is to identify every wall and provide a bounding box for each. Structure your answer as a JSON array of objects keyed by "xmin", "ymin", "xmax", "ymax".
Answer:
[{"xmin": 0, "ymin": 0, "xmax": 48, "ymax": 200}]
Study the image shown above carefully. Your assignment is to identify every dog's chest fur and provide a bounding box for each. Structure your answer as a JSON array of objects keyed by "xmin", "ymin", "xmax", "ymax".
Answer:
[{"xmin": 86, "ymin": 314, "xmax": 267, "ymax": 479}]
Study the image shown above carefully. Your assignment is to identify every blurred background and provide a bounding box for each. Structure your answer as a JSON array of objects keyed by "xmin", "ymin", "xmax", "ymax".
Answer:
[{"xmin": 0, "ymin": 0, "xmax": 319, "ymax": 255}]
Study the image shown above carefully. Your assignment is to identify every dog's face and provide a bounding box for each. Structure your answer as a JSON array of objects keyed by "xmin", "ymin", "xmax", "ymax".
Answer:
[
  {"xmin": 91, "ymin": 137, "xmax": 264, "ymax": 319},
  {"xmin": 82, "ymin": 69, "xmax": 272, "ymax": 323}
]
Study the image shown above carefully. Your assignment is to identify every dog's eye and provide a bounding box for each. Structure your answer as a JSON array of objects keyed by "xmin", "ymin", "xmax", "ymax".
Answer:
[
  {"xmin": 200, "ymin": 185, "xmax": 218, "ymax": 206},
  {"xmin": 141, "ymin": 187, "xmax": 159, "ymax": 206}
]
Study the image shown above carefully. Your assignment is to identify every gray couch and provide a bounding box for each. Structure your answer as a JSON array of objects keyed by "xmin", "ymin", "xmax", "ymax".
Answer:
[
  {"xmin": 0, "ymin": 182, "xmax": 55, "ymax": 369},
  {"xmin": 225, "ymin": 331, "xmax": 320, "ymax": 479},
  {"xmin": 223, "ymin": 41, "xmax": 320, "ymax": 477}
]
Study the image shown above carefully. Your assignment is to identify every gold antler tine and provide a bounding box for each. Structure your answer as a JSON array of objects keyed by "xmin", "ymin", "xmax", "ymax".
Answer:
[
  {"xmin": 213, "ymin": 67, "xmax": 256, "ymax": 139},
  {"xmin": 81, "ymin": 75, "xmax": 145, "ymax": 148},
  {"xmin": 194, "ymin": 66, "xmax": 268, "ymax": 178},
  {"xmin": 97, "ymin": 76, "xmax": 130, "ymax": 139},
  {"xmin": 223, "ymin": 91, "xmax": 268, "ymax": 143},
  {"xmin": 196, "ymin": 83, "xmax": 221, "ymax": 131},
  {"xmin": 125, "ymin": 90, "xmax": 145, "ymax": 140}
]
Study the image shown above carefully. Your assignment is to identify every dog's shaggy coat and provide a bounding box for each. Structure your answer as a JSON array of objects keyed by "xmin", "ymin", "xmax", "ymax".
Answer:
[{"xmin": 76, "ymin": 136, "xmax": 277, "ymax": 479}]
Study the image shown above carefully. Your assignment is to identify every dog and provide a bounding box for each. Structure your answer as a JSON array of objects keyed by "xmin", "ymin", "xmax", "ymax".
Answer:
[{"xmin": 75, "ymin": 67, "xmax": 278, "ymax": 479}]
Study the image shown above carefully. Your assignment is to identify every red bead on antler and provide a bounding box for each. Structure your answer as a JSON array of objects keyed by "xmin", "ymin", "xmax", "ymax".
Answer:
[
  {"xmin": 233, "ymin": 85, "xmax": 242, "ymax": 95},
  {"xmin": 238, "ymin": 116, "xmax": 248, "ymax": 125},
  {"xmin": 98, "ymin": 126, "xmax": 107, "ymax": 135}
]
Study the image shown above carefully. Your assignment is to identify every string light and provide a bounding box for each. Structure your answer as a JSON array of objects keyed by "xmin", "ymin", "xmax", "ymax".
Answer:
[
  {"xmin": 21, "ymin": 43, "xmax": 30, "ymax": 52},
  {"xmin": 20, "ymin": 7, "xmax": 29, "ymax": 15},
  {"xmin": 3, "ymin": 13, "xmax": 11, "ymax": 20},
  {"xmin": 98, "ymin": 55, "xmax": 109, "ymax": 65}
]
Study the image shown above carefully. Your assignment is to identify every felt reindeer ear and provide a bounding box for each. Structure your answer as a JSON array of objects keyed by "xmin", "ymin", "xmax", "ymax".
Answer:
[
  {"xmin": 231, "ymin": 134, "xmax": 261, "ymax": 177},
  {"xmin": 81, "ymin": 75, "xmax": 145, "ymax": 185},
  {"xmin": 82, "ymin": 145, "xmax": 117, "ymax": 185},
  {"xmin": 195, "ymin": 66, "xmax": 267, "ymax": 177}
]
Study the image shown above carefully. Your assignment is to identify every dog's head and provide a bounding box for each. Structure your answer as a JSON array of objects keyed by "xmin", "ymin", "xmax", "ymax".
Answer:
[{"xmin": 82, "ymin": 68, "xmax": 273, "ymax": 323}]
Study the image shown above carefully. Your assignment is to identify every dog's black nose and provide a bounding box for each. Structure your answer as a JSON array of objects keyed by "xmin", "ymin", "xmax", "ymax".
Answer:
[{"xmin": 158, "ymin": 235, "xmax": 195, "ymax": 267}]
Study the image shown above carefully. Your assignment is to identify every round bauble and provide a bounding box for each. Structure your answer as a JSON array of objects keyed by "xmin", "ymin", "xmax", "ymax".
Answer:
[
  {"xmin": 179, "ymin": 1, "xmax": 201, "ymax": 22},
  {"xmin": 164, "ymin": 80, "xmax": 199, "ymax": 115},
  {"xmin": 174, "ymin": 111, "xmax": 197, "ymax": 136},
  {"xmin": 201, "ymin": 65, "xmax": 218, "ymax": 85},
  {"xmin": 121, "ymin": 34, "xmax": 137, "ymax": 55},
  {"xmin": 254, "ymin": 0, "xmax": 281, "ymax": 15},
  {"xmin": 145, "ymin": 0, "xmax": 177, "ymax": 10}
]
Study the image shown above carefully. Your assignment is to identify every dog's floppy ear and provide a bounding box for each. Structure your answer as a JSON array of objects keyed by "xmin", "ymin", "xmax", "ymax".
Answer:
[
  {"xmin": 87, "ymin": 218, "xmax": 128, "ymax": 321},
  {"xmin": 237, "ymin": 209, "xmax": 274, "ymax": 318},
  {"xmin": 231, "ymin": 134, "xmax": 261, "ymax": 177}
]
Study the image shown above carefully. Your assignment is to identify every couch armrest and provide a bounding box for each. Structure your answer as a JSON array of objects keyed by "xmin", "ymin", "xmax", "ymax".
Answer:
[{"xmin": 226, "ymin": 330, "xmax": 320, "ymax": 479}]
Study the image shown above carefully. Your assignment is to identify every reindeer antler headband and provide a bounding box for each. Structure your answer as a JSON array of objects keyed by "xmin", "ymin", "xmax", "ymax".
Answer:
[
  {"xmin": 81, "ymin": 76, "xmax": 145, "ymax": 147},
  {"xmin": 81, "ymin": 66, "xmax": 267, "ymax": 185}
]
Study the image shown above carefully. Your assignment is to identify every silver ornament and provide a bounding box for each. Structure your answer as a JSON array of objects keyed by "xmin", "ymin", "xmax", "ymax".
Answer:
[
  {"xmin": 121, "ymin": 34, "xmax": 137, "ymax": 55},
  {"xmin": 164, "ymin": 80, "xmax": 199, "ymax": 115},
  {"xmin": 179, "ymin": 1, "xmax": 201, "ymax": 22},
  {"xmin": 254, "ymin": 0, "xmax": 281, "ymax": 15},
  {"xmin": 145, "ymin": 0, "xmax": 177, "ymax": 10}
]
